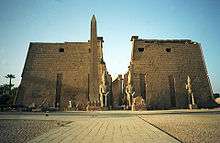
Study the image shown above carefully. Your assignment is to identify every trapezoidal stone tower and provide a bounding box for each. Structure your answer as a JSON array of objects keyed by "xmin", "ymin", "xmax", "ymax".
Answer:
[
  {"xmin": 125, "ymin": 36, "xmax": 214, "ymax": 109},
  {"xmin": 16, "ymin": 15, "xmax": 108, "ymax": 110}
]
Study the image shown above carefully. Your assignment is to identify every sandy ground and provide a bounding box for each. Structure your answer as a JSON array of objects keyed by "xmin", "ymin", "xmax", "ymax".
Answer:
[
  {"xmin": 0, "ymin": 110, "xmax": 219, "ymax": 143},
  {"xmin": 140, "ymin": 114, "xmax": 220, "ymax": 143},
  {"xmin": 0, "ymin": 119, "xmax": 68, "ymax": 143}
]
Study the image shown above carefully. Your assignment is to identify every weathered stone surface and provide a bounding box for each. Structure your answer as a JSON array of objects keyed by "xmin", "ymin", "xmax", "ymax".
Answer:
[
  {"xmin": 127, "ymin": 36, "xmax": 214, "ymax": 109},
  {"xmin": 140, "ymin": 113, "xmax": 220, "ymax": 143},
  {"xmin": 16, "ymin": 16, "xmax": 214, "ymax": 111},
  {"xmin": 0, "ymin": 119, "xmax": 67, "ymax": 143},
  {"xmin": 16, "ymin": 16, "xmax": 108, "ymax": 110},
  {"xmin": 112, "ymin": 75, "xmax": 123, "ymax": 108},
  {"xmin": 1, "ymin": 110, "xmax": 219, "ymax": 143}
]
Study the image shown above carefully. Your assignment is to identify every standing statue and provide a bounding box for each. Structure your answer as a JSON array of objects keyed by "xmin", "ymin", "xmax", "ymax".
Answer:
[
  {"xmin": 185, "ymin": 76, "xmax": 197, "ymax": 109},
  {"xmin": 99, "ymin": 71, "xmax": 109, "ymax": 108},
  {"xmin": 125, "ymin": 70, "xmax": 135, "ymax": 107}
]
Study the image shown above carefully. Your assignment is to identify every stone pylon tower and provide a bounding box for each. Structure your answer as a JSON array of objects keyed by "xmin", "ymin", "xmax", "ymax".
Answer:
[{"xmin": 89, "ymin": 15, "xmax": 99, "ymax": 102}]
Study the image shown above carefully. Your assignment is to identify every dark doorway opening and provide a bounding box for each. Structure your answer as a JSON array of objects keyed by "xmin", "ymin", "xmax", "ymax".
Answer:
[
  {"xmin": 55, "ymin": 73, "xmax": 63, "ymax": 109},
  {"xmin": 168, "ymin": 75, "xmax": 176, "ymax": 107}
]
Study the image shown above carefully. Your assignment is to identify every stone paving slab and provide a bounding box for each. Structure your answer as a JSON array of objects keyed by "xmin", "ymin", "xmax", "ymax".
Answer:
[
  {"xmin": 140, "ymin": 114, "xmax": 220, "ymax": 143},
  {"xmin": 1, "ymin": 110, "xmax": 219, "ymax": 143},
  {"xmin": 28, "ymin": 116, "xmax": 180, "ymax": 143}
]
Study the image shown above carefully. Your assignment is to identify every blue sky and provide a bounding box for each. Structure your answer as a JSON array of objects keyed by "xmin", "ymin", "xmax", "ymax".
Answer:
[{"xmin": 0, "ymin": 0, "xmax": 220, "ymax": 93}]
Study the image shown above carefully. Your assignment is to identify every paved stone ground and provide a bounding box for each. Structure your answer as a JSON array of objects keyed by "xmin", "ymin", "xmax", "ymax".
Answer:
[
  {"xmin": 0, "ymin": 109, "xmax": 219, "ymax": 143},
  {"xmin": 0, "ymin": 112, "xmax": 179, "ymax": 143},
  {"xmin": 28, "ymin": 115, "xmax": 178, "ymax": 143},
  {"xmin": 140, "ymin": 114, "xmax": 220, "ymax": 143}
]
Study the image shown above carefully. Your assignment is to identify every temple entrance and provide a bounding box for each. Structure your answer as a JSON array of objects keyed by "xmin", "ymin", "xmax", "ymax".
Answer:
[
  {"xmin": 168, "ymin": 75, "xmax": 176, "ymax": 107},
  {"xmin": 55, "ymin": 73, "xmax": 62, "ymax": 109}
]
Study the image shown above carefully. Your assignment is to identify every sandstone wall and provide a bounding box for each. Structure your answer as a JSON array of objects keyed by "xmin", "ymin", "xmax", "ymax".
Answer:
[
  {"xmin": 130, "ymin": 38, "xmax": 213, "ymax": 109},
  {"xmin": 112, "ymin": 75, "xmax": 123, "ymax": 107},
  {"xmin": 17, "ymin": 41, "xmax": 104, "ymax": 110}
]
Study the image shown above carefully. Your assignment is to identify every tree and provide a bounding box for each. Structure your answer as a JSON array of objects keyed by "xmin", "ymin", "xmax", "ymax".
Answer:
[
  {"xmin": 0, "ymin": 84, "xmax": 18, "ymax": 110},
  {"xmin": 5, "ymin": 74, "xmax": 15, "ymax": 92},
  {"xmin": 0, "ymin": 84, "xmax": 11, "ymax": 110},
  {"xmin": 0, "ymin": 84, "xmax": 10, "ymax": 95}
]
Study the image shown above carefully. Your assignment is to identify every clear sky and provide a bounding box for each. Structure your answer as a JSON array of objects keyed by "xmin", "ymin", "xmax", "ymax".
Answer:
[{"xmin": 0, "ymin": 0, "xmax": 220, "ymax": 93}]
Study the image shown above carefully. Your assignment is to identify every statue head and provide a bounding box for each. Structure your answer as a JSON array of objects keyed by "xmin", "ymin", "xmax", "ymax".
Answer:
[
  {"xmin": 187, "ymin": 76, "xmax": 191, "ymax": 85},
  {"xmin": 128, "ymin": 70, "xmax": 132, "ymax": 85},
  {"xmin": 101, "ymin": 70, "xmax": 107, "ymax": 85}
]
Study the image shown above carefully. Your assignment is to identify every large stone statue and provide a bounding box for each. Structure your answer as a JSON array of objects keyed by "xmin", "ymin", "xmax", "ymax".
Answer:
[
  {"xmin": 125, "ymin": 70, "xmax": 135, "ymax": 107},
  {"xmin": 99, "ymin": 70, "xmax": 109, "ymax": 108},
  {"xmin": 185, "ymin": 76, "xmax": 197, "ymax": 109},
  {"xmin": 132, "ymin": 96, "xmax": 145, "ymax": 111}
]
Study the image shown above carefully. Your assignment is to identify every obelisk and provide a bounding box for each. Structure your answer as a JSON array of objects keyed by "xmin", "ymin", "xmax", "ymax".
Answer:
[{"xmin": 89, "ymin": 15, "xmax": 99, "ymax": 103}]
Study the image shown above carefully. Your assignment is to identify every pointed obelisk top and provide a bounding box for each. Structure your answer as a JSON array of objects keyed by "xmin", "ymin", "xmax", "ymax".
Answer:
[
  {"xmin": 91, "ymin": 14, "xmax": 97, "ymax": 39},
  {"xmin": 91, "ymin": 15, "xmax": 96, "ymax": 22}
]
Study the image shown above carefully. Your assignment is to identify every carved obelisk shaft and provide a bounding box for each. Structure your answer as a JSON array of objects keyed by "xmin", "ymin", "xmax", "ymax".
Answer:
[{"xmin": 89, "ymin": 15, "xmax": 99, "ymax": 102}]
